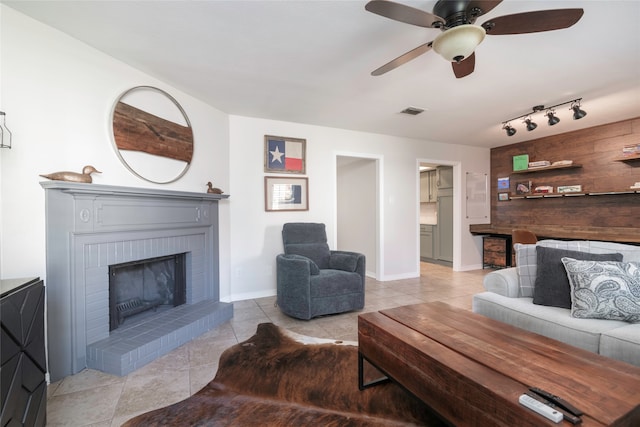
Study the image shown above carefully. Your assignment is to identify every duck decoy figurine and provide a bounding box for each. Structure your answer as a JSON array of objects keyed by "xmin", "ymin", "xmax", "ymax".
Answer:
[
  {"xmin": 206, "ymin": 182, "xmax": 224, "ymax": 194},
  {"xmin": 40, "ymin": 165, "xmax": 101, "ymax": 183}
]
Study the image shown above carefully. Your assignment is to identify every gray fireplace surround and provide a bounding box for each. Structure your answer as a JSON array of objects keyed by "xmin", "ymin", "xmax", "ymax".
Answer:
[{"xmin": 41, "ymin": 182, "xmax": 233, "ymax": 381}]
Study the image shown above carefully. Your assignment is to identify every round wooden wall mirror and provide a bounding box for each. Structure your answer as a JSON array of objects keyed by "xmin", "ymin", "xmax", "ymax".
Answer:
[{"xmin": 111, "ymin": 86, "xmax": 193, "ymax": 184}]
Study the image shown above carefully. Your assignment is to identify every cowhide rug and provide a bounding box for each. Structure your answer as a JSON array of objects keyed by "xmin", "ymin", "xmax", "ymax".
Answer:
[{"xmin": 123, "ymin": 323, "xmax": 447, "ymax": 426}]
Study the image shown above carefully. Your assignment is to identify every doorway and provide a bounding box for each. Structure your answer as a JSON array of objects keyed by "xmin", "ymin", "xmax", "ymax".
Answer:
[
  {"xmin": 419, "ymin": 163, "xmax": 453, "ymax": 268},
  {"xmin": 336, "ymin": 155, "xmax": 380, "ymax": 279}
]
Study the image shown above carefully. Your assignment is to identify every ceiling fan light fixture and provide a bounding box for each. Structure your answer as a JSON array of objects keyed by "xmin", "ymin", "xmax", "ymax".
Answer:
[{"xmin": 432, "ymin": 24, "xmax": 485, "ymax": 63}]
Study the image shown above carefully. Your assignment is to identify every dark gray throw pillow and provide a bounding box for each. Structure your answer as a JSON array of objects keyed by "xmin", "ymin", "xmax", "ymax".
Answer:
[{"xmin": 533, "ymin": 247, "xmax": 623, "ymax": 308}]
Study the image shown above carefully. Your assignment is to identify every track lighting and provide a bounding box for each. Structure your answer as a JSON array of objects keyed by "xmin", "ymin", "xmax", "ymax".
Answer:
[
  {"xmin": 501, "ymin": 98, "xmax": 586, "ymax": 137},
  {"xmin": 571, "ymin": 100, "xmax": 587, "ymax": 120},
  {"xmin": 524, "ymin": 117, "xmax": 537, "ymax": 131},
  {"xmin": 503, "ymin": 123, "xmax": 516, "ymax": 137},
  {"xmin": 546, "ymin": 110, "xmax": 560, "ymax": 126}
]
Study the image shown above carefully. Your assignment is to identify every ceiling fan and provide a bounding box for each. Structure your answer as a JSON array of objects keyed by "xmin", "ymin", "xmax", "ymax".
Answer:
[{"xmin": 366, "ymin": 0, "xmax": 583, "ymax": 78}]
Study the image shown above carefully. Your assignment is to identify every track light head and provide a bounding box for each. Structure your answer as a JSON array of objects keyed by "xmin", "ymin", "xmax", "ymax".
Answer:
[
  {"xmin": 524, "ymin": 118, "xmax": 537, "ymax": 131},
  {"xmin": 502, "ymin": 123, "xmax": 516, "ymax": 136},
  {"xmin": 571, "ymin": 102, "xmax": 587, "ymax": 120},
  {"xmin": 546, "ymin": 110, "xmax": 560, "ymax": 126}
]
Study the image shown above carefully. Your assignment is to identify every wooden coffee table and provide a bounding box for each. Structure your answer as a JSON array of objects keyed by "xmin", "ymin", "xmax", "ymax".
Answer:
[{"xmin": 358, "ymin": 302, "xmax": 640, "ymax": 426}]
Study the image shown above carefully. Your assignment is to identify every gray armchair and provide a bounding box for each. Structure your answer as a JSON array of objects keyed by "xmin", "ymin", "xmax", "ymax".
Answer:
[{"xmin": 276, "ymin": 223, "xmax": 365, "ymax": 320}]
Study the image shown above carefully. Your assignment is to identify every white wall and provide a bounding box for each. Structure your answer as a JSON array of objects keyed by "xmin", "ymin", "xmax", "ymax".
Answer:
[
  {"xmin": 0, "ymin": 7, "xmax": 231, "ymax": 284},
  {"xmin": 1, "ymin": 6, "xmax": 490, "ymax": 305},
  {"xmin": 227, "ymin": 116, "xmax": 489, "ymax": 301},
  {"xmin": 337, "ymin": 156, "xmax": 377, "ymax": 278}
]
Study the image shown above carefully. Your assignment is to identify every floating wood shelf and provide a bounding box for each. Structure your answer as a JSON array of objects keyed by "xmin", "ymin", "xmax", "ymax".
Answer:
[
  {"xmin": 614, "ymin": 154, "xmax": 640, "ymax": 162},
  {"xmin": 511, "ymin": 164, "xmax": 581, "ymax": 174},
  {"xmin": 508, "ymin": 190, "xmax": 639, "ymax": 200}
]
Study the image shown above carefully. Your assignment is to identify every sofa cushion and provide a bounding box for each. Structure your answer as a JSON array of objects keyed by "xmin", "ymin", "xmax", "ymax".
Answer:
[
  {"xmin": 472, "ymin": 291, "xmax": 628, "ymax": 354},
  {"xmin": 562, "ymin": 258, "xmax": 640, "ymax": 323},
  {"xmin": 533, "ymin": 247, "xmax": 623, "ymax": 308},
  {"xmin": 329, "ymin": 252, "xmax": 358, "ymax": 272},
  {"xmin": 600, "ymin": 324, "xmax": 640, "ymax": 367},
  {"xmin": 515, "ymin": 240, "xmax": 589, "ymax": 297}
]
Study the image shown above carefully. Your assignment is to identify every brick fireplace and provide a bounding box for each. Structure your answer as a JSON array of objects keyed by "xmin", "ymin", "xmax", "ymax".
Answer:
[{"xmin": 41, "ymin": 182, "xmax": 232, "ymax": 381}]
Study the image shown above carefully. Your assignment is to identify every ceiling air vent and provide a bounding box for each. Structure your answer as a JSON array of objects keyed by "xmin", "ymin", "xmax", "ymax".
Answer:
[{"xmin": 400, "ymin": 106, "xmax": 424, "ymax": 116}]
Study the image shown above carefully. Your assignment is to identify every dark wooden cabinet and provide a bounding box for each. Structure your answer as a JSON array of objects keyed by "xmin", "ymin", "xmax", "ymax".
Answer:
[
  {"xmin": 483, "ymin": 236, "xmax": 512, "ymax": 269},
  {"xmin": 1, "ymin": 277, "xmax": 46, "ymax": 427}
]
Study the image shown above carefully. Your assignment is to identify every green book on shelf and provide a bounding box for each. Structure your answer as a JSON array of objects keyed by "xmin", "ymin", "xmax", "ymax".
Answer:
[{"xmin": 513, "ymin": 154, "xmax": 529, "ymax": 171}]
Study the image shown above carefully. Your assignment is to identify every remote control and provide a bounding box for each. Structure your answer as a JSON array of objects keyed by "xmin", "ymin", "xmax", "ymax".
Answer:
[
  {"xmin": 530, "ymin": 387, "xmax": 584, "ymax": 416},
  {"xmin": 519, "ymin": 393, "xmax": 563, "ymax": 423},
  {"xmin": 526, "ymin": 393, "xmax": 582, "ymax": 424}
]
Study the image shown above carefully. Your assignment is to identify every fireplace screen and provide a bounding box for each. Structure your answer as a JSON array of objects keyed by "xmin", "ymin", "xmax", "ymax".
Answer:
[{"xmin": 109, "ymin": 253, "xmax": 187, "ymax": 331}]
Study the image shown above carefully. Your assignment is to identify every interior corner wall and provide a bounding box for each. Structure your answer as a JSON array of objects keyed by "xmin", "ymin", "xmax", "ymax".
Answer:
[
  {"xmin": 227, "ymin": 116, "xmax": 491, "ymax": 301},
  {"xmin": 0, "ymin": 6, "xmax": 231, "ymax": 286}
]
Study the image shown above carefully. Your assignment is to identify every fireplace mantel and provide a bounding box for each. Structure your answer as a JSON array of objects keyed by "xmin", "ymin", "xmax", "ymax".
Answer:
[
  {"xmin": 40, "ymin": 181, "xmax": 229, "ymax": 201},
  {"xmin": 41, "ymin": 181, "xmax": 232, "ymax": 381}
]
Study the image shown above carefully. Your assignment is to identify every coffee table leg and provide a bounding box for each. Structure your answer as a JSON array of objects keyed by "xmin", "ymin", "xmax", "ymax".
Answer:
[{"xmin": 358, "ymin": 351, "xmax": 390, "ymax": 390}]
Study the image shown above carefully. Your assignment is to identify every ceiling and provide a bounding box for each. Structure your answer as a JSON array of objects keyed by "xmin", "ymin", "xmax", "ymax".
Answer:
[{"xmin": 5, "ymin": 0, "xmax": 640, "ymax": 148}]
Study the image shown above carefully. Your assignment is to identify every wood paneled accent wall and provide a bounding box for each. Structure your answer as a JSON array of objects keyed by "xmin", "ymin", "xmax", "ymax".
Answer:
[{"xmin": 476, "ymin": 116, "xmax": 640, "ymax": 243}]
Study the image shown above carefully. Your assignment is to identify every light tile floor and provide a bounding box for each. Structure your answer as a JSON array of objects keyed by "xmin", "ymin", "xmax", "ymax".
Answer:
[{"xmin": 46, "ymin": 262, "xmax": 491, "ymax": 426}]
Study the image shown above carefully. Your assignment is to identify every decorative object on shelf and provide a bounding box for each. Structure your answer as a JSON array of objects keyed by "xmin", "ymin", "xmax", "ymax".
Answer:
[
  {"xmin": 206, "ymin": 182, "xmax": 224, "ymax": 194},
  {"xmin": 501, "ymin": 98, "xmax": 587, "ymax": 137},
  {"xmin": 622, "ymin": 144, "xmax": 640, "ymax": 157},
  {"xmin": 497, "ymin": 177, "xmax": 509, "ymax": 190},
  {"xmin": 528, "ymin": 160, "xmax": 551, "ymax": 168},
  {"xmin": 552, "ymin": 160, "xmax": 573, "ymax": 166},
  {"xmin": 558, "ymin": 185, "xmax": 582, "ymax": 193},
  {"xmin": 0, "ymin": 111, "xmax": 12, "ymax": 149},
  {"xmin": 534, "ymin": 186, "xmax": 553, "ymax": 194},
  {"xmin": 498, "ymin": 193, "xmax": 509, "ymax": 201},
  {"xmin": 265, "ymin": 176, "xmax": 308, "ymax": 212},
  {"xmin": 111, "ymin": 86, "xmax": 193, "ymax": 184},
  {"xmin": 515, "ymin": 181, "xmax": 532, "ymax": 195},
  {"xmin": 512, "ymin": 154, "xmax": 529, "ymax": 171},
  {"xmin": 631, "ymin": 182, "xmax": 640, "ymax": 190},
  {"xmin": 40, "ymin": 165, "xmax": 101, "ymax": 183},
  {"xmin": 264, "ymin": 135, "xmax": 306, "ymax": 174}
]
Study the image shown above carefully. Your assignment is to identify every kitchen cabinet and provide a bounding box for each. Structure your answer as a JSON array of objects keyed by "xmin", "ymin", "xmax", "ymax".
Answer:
[
  {"xmin": 436, "ymin": 166, "xmax": 453, "ymax": 189},
  {"xmin": 435, "ymin": 189, "xmax": 453, "ymax": 263},
  {"xmin": 420, "ymin": 172, "xmax": 429, "ymax": 202},
  {"xmin": 420, "ymin": 170, "xmax": 438, "ymax": 202},
  {"xmin": 420, "ymin": 224, "xmax": 434, "ymax": 259}
]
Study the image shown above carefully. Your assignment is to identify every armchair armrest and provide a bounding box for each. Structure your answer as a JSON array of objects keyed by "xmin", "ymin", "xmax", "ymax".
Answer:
[
  {"xmin": 483, "ymin": 267, "xmax": 520, "ymax": 298},
  {"xmin": 276, "ymin": 254, "xmax": 313, "ymax": 319}
]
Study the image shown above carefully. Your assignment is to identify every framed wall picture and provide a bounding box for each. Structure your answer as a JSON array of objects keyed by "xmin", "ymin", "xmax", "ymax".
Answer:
[
  {"xmin": 498, "ymin": 193, "xmax": 509, "ymax": 201},
  {"xmin": 264, "ymin": 135, "xmax": 306, "ymax": 174},
  {"xmin": 265, "ymin": 176, "xmax": 309, "ymax": 211}
]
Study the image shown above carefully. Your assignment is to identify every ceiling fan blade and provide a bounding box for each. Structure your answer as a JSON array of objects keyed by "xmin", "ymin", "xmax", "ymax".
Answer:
[
  {"xmin": 365, "ymin": 0, "xmax": 444, "ymax": 28},
  {"xmin": 467, "ymin": 1, "xmax": 503, "ymax": 17},
  {"xmin": 371, "ymin": 41, "xmax": 433, "ymax": 76},
  {"xmin": 452, "ymin": 53, "xmax": 475, "ymax": 79},
  {"xmin": 482, "ymin": 9, "xmax": 584, "ymax": 35}
]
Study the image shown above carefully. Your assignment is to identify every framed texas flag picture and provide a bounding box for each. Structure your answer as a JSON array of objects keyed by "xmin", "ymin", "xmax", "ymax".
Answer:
[{"xmin": 264, "ymin": 135, "xmax": 306, "ymax": 174}]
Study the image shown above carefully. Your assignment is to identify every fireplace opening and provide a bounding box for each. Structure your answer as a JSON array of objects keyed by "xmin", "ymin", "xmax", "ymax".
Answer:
[{"xmin": 109, "ymin": 253, "xmax": 187, "ymax": 331}]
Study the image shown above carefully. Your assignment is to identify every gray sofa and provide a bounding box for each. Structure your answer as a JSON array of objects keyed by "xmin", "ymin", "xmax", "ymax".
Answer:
[{"xmin": 473, "ymin": 239, "xmax": 640, "ymax": 367}]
